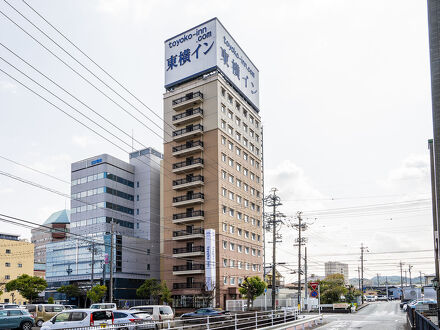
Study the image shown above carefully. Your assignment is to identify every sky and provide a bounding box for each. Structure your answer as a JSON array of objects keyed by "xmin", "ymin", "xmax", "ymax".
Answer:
[{"xmin": 0, "ymin": 0, "xmax": 435, "ymax": 282}]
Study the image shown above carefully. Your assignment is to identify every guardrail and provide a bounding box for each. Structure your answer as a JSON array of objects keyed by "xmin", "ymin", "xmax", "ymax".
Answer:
[
  {"xmin": 56, "ymin": 308, "xmax": 320, "ymax": 330},
  {"xmin": 407, "ymin": 307, "xmax": 439, "ymax": 329}
]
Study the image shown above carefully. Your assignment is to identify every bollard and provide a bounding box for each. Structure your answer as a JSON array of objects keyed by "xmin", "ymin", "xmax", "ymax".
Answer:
[
  {"xmin": 271, "ymin": 310, "xmax": 274, "ymax": 326},
  {"xmin": 255, "ymin": 311, "xmax": 258, "ymax": 328},
  {"xmin": 207, "ymin": 315, "xmax": 210, "ymax": 329},
  {"xmin": 234, "ymin": 313, "xmax": 237, "ymax": 330}
]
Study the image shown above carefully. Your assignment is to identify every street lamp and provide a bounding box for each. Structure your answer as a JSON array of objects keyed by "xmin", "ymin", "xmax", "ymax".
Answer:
[{"xmin": 66, "ymin": 265, "xmax": 73, "ymax": 276}]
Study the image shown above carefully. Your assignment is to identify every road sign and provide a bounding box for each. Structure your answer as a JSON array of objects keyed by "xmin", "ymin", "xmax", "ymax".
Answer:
[{"xmin": 310, "ymin": 282, "xmax": 319, "ymax": 298}]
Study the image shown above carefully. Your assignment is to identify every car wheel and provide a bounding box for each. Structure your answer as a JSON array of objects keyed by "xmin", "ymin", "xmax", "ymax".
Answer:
[
  {"xmin": 21, "ymin": 321, "xmax": 32, "ymax": 330},
  {"xmin": 36, "ymin": 319, "xmax": 44, "ymax": 327}
]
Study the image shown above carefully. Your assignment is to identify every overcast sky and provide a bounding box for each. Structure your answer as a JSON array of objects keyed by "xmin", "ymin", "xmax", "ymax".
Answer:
[{"xmin": 0, "ymin": 0, "xmax": 435, "ymax": 281}]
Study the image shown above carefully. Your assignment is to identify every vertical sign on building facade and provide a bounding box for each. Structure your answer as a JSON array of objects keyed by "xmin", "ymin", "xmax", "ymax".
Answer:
[
  {"xmin": 205, "ymin": 229, "xmax": 216, "ymax": 291},
  {"xmin": 164, "ymin": 18, "xmax": 259, "ymax": 111}
]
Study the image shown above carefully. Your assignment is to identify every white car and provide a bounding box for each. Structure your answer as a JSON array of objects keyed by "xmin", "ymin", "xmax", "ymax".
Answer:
[
  {"xmin": 40, "ymin": 309, "xmax": 114, "ymax": 329},
  {"xmin": 90, "ymin": 303, "xmax": 117, "ymax": 310},
  {"xmin": 113, "ymin": 310, "xmax": 155, "ymax": 329},
  {"xmin": 129, "ymin": 305, "xmax": 174, "ymax": 328}
]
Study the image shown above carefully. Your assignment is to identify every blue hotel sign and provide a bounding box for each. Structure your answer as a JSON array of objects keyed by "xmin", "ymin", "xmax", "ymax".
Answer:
[
  {"xmin": 165, "ymin": 18, "xmax": 260, "ymax": 111},
  {"xmin": 91, "ymin": 158, "xmax": 102, "ymax": 165}
]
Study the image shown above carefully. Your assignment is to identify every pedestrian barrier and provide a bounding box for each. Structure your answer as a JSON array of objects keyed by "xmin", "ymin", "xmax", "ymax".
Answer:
[
  {"xmin": 407, "ymin": 307, "xmax": 439, "ymax": 329},
  {"xmin": 53, "ymin": 308, "xmax": 323, "ymax": 329}
]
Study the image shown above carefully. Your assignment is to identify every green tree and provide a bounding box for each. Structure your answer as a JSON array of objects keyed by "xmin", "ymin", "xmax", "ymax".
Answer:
[
  {"xmin": 5, "ymin": 274, "xmax": 47, "ymax": 303},
  {"xmin": 239, "ymin": 276, "xmax": 267, "ymax": 310},
  {"xmin": 344, "ymin": 285, "xmax": 361, "ymax": 303},
  {"xmin": 47, "ymin": 297, "xmax": 54, "ymax": 304},
  {"xmin": 57, "ymin": 284, "xmax": 83, "ymax": 299},
  {"xmin": 137, "ymin": 279, "xmax": 162, "ymax": 303},
  {"xmin": 160, "ymin": 281, "xmax": 172, "ymax": 305},
  {"xmin": 87, "ymin": 285, "xmax": 107, "ymax": 303},
  {"xmin": 319, "ymin": 274, "xmax": 348, "ymax": 304}
]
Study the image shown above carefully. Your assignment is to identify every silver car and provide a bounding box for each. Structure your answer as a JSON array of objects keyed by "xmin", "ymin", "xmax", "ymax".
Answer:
[{"xmin": 113, "ymin": 310, "xmax": 155, "ymax": 329}]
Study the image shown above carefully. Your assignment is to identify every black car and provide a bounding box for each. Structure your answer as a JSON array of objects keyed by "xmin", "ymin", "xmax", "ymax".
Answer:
[{"xmin": 181, "ymin": 308, "xmax": 232, "ymax": 324}]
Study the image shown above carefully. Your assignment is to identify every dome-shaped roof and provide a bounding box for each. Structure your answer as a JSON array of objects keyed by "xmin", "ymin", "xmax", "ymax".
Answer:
[{"xmin": 43, "ymin": 209, "xmax": 70, "ymax": 225}]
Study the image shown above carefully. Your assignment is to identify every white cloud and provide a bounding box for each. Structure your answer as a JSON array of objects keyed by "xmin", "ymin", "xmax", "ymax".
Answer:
[
  {"xmin": 72, "ymin": 135, "xmax": 98, "ymax": 148},
  {"xmin": 0, "ymin": 80, "xmax": 17, "ymax": 93},
  {"xmin": 96, "ymin": 0, "xmax": 161, "ymax": 23}
]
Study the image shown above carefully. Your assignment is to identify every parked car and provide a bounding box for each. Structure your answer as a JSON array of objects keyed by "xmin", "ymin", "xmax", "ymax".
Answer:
[
  {"xmin": 0, "ymin": 304, "xmax": 19, "ymax": 309},
  {"xmin": 63, "ymin": 305, "xmax": 78, "ymax": 309},
  {"xmin": 364, "ymin": 295, "xmax": 376, "ymax": 302},
  {"xmin": 376, "ymin": 295, "xmax": 388, "ymax": 301},
  {"xmin": 403, "ymin": 299, "xmax": 437, "ymax": 311},
  {"xmin": 180, "ymin": 308, "xmax": 232, "ymax": 324},
  {"xmin": 26, "ymin": 304, "xmax": 65, "ymax": 327},
  {"xmin": 90, "ymin": 303, "xmax": 117, "ymax": 310},
  {"xmin": 40, "ymin": 309, "xmax": 114, "ymax": 329},
  {"xmin": 113, "ymin": 310, "xmax": 155, "ymax": 329},
  {"xmin": 0, "ymin": 308, "xmax": 34, "ymax": 330},
  {"xmin": 129, "ymin": 305, "xmax": 174, "ymax": 328}
]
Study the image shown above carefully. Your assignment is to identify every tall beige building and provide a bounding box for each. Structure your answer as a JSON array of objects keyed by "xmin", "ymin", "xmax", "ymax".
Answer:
[
  {"xmin": 0, "ymin": 234, "xmax": 34, "ymax": 304},
  {"xmin": 325, "ymin": 261, "xmax": 349, "ymax": 285},
  {"xmin": 162, "ymin": 19, "xmax": 263, "ymax": 310}
]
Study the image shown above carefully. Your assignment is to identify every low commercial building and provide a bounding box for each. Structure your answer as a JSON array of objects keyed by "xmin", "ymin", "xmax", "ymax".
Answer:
[{"xmin": 0, "ymin": 233, "xmax": 34, "ymax": 304}]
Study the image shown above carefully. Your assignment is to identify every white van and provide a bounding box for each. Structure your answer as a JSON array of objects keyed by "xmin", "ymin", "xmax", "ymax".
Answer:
[
  {"xmin": 90, "ymin": 303, "xmax": 117, "ymax": 310},
  {"xmin": 129, "ymin": 305, "xmax": 174, "ymax": 328}
]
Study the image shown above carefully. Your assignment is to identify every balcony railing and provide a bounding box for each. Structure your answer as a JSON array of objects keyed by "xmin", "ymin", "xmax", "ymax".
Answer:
[
  {"xmin": 173, "ymin": 158, "xmax": 204, "ymax": 170},
  {"xmin": 173, "ymin": 192, "xmax": 204, "ymax": 203},
  {"xmin": 173, "ymin": 264, "xmax": 205, "ymax": 272},
  {"xmin": 173, "ymin": 210, "xmax": 204, "ymax": 220},
  {"xmin": 172, "ymin": 92, "xmax": 203, "ymax": 106},
  {"xmin": 173, "ymin": 140, "xmax": 204, "ymax": 153},
  {"xmin": 173, "ymin": 124, "xmax": 204, "ymax": 137},
  {"xmin": 173, "ymin": 246, "xmax": 204, "ymax": 254},
  {"xmin": 173, "ymin": 175, "xmax": 204, "ymax": 186},
  {"xmin": 172, "ymin": 107, "xmax": 203, "ymax": 121},
  {"xmin": 173, "ymin": 282, "xmax": 204, "ymax": 289},
  {"xmin": 173, "ymin": 227, "xmax": 205, "ymax": 237}
]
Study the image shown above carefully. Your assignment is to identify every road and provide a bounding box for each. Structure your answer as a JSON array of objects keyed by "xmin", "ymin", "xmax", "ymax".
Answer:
[{"xmin": 317, "ymin": 301, "xmax": 409, "ymax": 330}]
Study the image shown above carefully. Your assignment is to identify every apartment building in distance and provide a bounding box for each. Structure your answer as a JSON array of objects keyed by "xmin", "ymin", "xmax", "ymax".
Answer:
[
  {"xmin": 325, "ymin": 261, "xmax": 349, "ymax": 285},
  {"xmin": 162, "ymin": 18, "xmax": 263, "ymax": 310},
  {"xmin": 45, "ymin": 148, "xmax": 162, "ymax": 302},
  {"xmin": 31, "ymin": 209, "xmax": 70, "ymax": 265},
  {"xmin": 0, "ymin": 233, "xmax": 34, "ymax": 304}
]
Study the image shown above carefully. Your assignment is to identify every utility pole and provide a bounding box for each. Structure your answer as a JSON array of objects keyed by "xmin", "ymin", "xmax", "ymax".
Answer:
[
  {"xmin": 109, "ymin": 221, "xmax": 114, "ymax": 303},
  {"xmin": 304, "ymin": 246, "xmax": 308, "ymax": 311},
  {"xmin": 400, "ymin": 261, "xmax": 404, "ymax": 299},
  {"xmin": 409, "ymin": 265, "xmax": 413, "ymax": 287},
  {"xmin": 404, "ymin": 270, "xmax": 408, "ymax": 286},
  {"xmin": 428, "ymin": 139, "xmax": 440, "ymax": 322},
  {"xmin": 292, "ymin": 212, "xmax": 308, "ymax": 310},
  {"xmin": 357, "ymin": 266, "xmax": 361, "ymax": 290},
  {"xmin": 264, "ymin": 188, "xmax": 282, "ymax": 311},
  {"xmin": 376, "ymin": 273, "xmax": 380, "ymax": 288},
  {"xmin": 386, "ymin": 276, "xmax": 389, "ymax": 300},
  {"xmin": 88, "ymin": 242, "xmax": 96, "ymax": 290},
  {"xmin": 360, "ymin": 243, "xmax": 368, "ymax": 304},
  {"xmin": 420, "ymin": 271, "xmax": 423, "ymax": 287}
]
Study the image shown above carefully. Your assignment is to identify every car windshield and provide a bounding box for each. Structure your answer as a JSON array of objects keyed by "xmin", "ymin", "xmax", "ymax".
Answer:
[{"xmin": 159, "ymin": 306, "xmax": 172, "ymax": 315}]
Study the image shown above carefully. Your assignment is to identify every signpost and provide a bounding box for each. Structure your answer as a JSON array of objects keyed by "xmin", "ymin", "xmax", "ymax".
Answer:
[{"xmin": 309, "ymin": 282, "xmax": 321, "ymax": 314}]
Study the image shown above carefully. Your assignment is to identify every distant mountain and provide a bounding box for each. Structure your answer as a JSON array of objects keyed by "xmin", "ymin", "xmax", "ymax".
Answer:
[{"xmin": 349, "ymin": 275, "xmax": 420, "ymax": 287}]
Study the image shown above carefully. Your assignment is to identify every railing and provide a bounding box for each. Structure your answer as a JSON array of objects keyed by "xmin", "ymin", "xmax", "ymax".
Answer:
[
  {"xmin": 172, "ymin": 91, "xmax": 203, "ymax": 105},
  {"xmin": 173, "ymin": 175, "xmax": 204, "ymax": 186},
  {"xmin": 173, "ymin": 140, "xmax": 204, "ymax": 152},
  {"xmin": 407, "ymin": 307, "xmax": 439, "ymax": 329},
  {"xmin": 173, "ymin": 124, "xmax": 204, "ymax": 137},
  {"xmin": 173, "ymin": 193, "xmax": 204, "ymax": 203},
  {"xmin": 173, "ymin": 246, "xmax": 204, "ymax": 254},
  {"xmin": 173, "ymin": 210, "xmax": 204, "ymax": 220},
  {"xmin": 50, "ymin": 308, "xmax": 322, "ymax": 330},
  {"xmin": 173, "ymin": 282, "xmax": 205, "ymax": 289},
  {"xmin": 173, "ymin": 264, "xmax": 205, "ymax": 271},
  {"xmin": 173, "ymin": 227, "xmax": 205, "ymax": 237},
  {"xmin": 172, "ymin": 107, "xmax": 203, "ymax": 121},
  {"xmin": 173, "ymin": 158, "xmax": 204, "ymax": 169}
]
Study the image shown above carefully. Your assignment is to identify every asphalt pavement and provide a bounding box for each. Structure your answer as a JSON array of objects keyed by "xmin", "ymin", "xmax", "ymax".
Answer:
[{"xmin": 316, "ymin": 301, "xmax": 409, "ymax": 330}]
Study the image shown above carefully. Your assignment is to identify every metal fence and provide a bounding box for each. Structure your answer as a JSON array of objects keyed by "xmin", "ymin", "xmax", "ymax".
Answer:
[
  {"xmin": 407, "ymin": 307, "xmax": 439, "ymax": 329},
  {"xmin": 54, "ymin": 308, "xmax": 308, "ymax": 330}
]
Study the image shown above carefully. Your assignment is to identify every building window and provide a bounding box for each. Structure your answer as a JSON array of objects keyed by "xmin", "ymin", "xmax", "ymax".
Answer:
[
  {"xmin": 221, "ymin": 170, "xmax": 227, "ymax": 179},
  {"xmin": 238, "ymin": 262, "xmax": 242, "ymax": 269},
  {"xmin": 229, "ymin": 192, "xmax": 234, "ymax": 200},
  {"xmin": 228, "ymin": 141, "xmax": 233, "ymax": 150},
  {"xmin": 224, "ymin": 276, "xmax": 228, "ymax": 285},
  {"xmin": 223, "ymin": 241, "xmax": 227, "ymax": 249},
  {"xmin": 222, "ymin": 188, "xmax": 227, "ymax": 197},
  {"xmin": 237, "ymin": 228, "xmax": 242, "ymax": 236},
  {"xmin": 252, "ymin": 249, "xmax": 256, "ymax": 256},
  {"xmin": 222, "ymin": 153, "xmax": 226, "ymax": 162},
  {"xmin": 5, "ymin": 249, "xmax": 10, "ymax": 254},
  {"xmin": 4, "ymin": 275, "xmax": 10, "ymax": 280},
  {"xmin": 238, "ymin": 245, "xmax": 242, "ymax": 253},
  {"xmin": 236, "ymin": 163, "xmax": 241, "ymax": 172},
  {"xmin": 228, "ymin": 126, "xmax": 233, "ymax": 135},
  {"xmin": 243, "ymin": 152, "xmax": 248, "ymax": 161},
  {"xmin": 137, "ymin": 181, "xmax": 139, "ymax": 188},
  {"xmin": 245, "ymin": 247, "xmax": 250, "ymax": 254},
  {"xmin": 5, "ymin": 263, "xmax": 10, "ymax": 267},
  {"xmin": 228, "ymin": 175, "xmax": 234, "ymax": 184},
  {"xmin": 222, "ymin": 136, "xmax": 226, "ymax": 145},
  {"xmin": 147, "ymin": 264, "xmax": 150, "ymax": 270},
  {"xmin": 230, "ymin": 225, "xmax": 235, "ymax": 234},
  {"xmin": 228, "ymin": 158, "xmax": 234, "ymax": 167},
  {"xmin": 236, "ymin": 179, "xmax": 242, "ymax": 188},
  {"xmin": 245, "ymin": 231, "xmax": 249, "ymax": 239},
  {"xmin": 243, "ymin": 138, "xmax": 248, "ymax": 147},
  {"xmin": 223, "ymin": 223, "xmax": 227, "ymax": 232},
  {"xmin": 221, "ymin": 120, "xmax": 226, "ymax": 129},
  {"xmin": 230, "ymin": 243, "xmax": 235, "ymax": 251},
  {"xmin": 230, "ymin": 260, "xmax": 235, "ymax": 268},
  {"xmin": 237, "ymin": 212, "xmax": 242, "ymax": 220},
  {"xmin": 229, "ymin": 208, "xmax": 234, "ymax": 217},
  {"xmin": 230, "ymin": 277, "xmax": 235, "ymax": 285},
  {"xmin": 221, "ymin": 103, "xmax": 226, "ymax": 111},
  {"xmin": 136, "ymin": 209, "xmax": 139, "ymax": 215},
  {"xmin": 18, "ymin": 263, "xmax": 22, "ymax": 268},
  {"xmin": 236, "ymin": 132, "xmax": 241, "ymax": 141},
  {"xmin": 228, "ymin": 110, "xmax": 233, "ymax": 119},
  {"xmin": 222, "ymin": 205, "xmax": 227, "ymax": 214},
  {"xmin": 243, "ymin": 109, "xmax": 248, "ymax": 118},
  {"xmin": 228, "ymin": 94, "xmax": 233, "ymax": 104},
  {"xmin": 252, "ymin": 233, "xmax": 256, "ymax": 241},
  {"xmin": 236, "ymin": 148, "xmax": 241, "ymax": 156},
  {"xmin": 235, "ymin": 117, "xmax": 241, "ymax": 126},
  {"xmin": 236, "ymin": 195, "xmax": 242, "ymax": 204},
  {"xmin": 137, "ymin": 195, "xmax": 139, "ymax": 201},
  {"xmin": 223, "ymin": 259, "xmax": 228, "ymax": 267}
]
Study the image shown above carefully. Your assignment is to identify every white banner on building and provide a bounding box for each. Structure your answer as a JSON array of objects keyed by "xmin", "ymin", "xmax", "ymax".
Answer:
[
  {"xmin": 164, "ymin": 18, "xmax": 259, "ymax": 111},
  {"xmin": 205, "ymin": 229, "xmax": 216, "ymax": 291}
]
